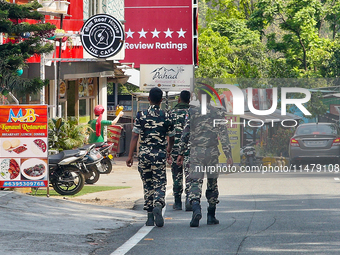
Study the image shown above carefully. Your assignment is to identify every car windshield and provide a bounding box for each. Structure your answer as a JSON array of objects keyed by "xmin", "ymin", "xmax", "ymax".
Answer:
[{"xmin": 295, "ymin": 124, "xmax": 337, "ymax": 135}]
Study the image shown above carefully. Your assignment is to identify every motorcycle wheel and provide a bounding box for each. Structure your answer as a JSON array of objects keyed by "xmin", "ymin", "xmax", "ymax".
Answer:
[
  {"xmin": 100, "ymin": 157, "xmax": 113, "ymax": 174},
  {"xmin": 85, "ymin": 166, "xmax": 100, "ymax": 184},
  {"xmin": 51, "ymin": 166, "xmax": 85, "ymax": 196}
]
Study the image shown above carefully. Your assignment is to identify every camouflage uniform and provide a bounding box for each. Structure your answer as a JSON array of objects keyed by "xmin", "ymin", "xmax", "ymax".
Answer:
[
  {"xmin": 133, "ymin": 105, "xmax": 175, "ymax": 211},
  {"xmin": 170, "ymin": 102, "xmax": 190, "ymax": 197},
  {"xmin": 179, "ymin": 104, "xmax": 232, "ymax": 206}
]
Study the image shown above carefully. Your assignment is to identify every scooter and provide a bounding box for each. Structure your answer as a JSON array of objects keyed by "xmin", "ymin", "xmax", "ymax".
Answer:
[
  {"xmin": 90, "ymin": 142, "xmax": 115, "ymax": 174},
  {"xmin": 240, "ymin": 141, "xmax": 257, "ymax": 167},
  {"xmin": 48, "ymin": 148, "xmax": 89, "ymax": 195},
  {"xmin": 79, "ymin": 144, "xmax": 104, "ymax": 184}
]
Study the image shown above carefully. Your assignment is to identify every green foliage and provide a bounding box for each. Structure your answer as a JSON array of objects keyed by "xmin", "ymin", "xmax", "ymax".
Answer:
[
  {"xmin": 31, "ymin": 186, "xmax": 131, "ymax": 197},
  {"xmin": 0, "ymin": 0, "xmax": 56, "ymax": 94},
  {"xmin": 195, "ymin": 28, "xmax": 234, "ymax": 78},
  {"xmin": 198, "ymin": 0, "xmax": 337, "ymax": 118},
  {"xmin": 306, "ymin": 91, "xmax": 328, "ymax": 119},
  {"xmin": 256, "ymin": 127, "xmax": 295, "ymax": 157},
  {"xmin": 48, "ymin": 117, "xmax": 89, "ymax": 151},
  {"xmin": 107, "ymin": 82, "xmax": 141, "ymax": 95},
  {"xmin": 248, "ymin": 0, "xmax": 339, "ymax": 77},
  {"xmin": 210, "ymin": 17, "xmax": 261, "ymax": 46}
]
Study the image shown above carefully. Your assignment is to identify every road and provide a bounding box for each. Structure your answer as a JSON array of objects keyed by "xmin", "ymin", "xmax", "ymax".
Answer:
[
  {"xmin": 2, "ymin": 170, "xmax": 340, "ymax": 255},
  {"xmin": 93, "ymin": 171, "xmax": 340, "ymax": 255}
]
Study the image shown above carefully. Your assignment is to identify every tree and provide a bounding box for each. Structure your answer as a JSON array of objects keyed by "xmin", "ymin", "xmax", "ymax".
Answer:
[
  {"xmin": 197, "ymin": 7, "xmax": 269, "ymax": 79},
  {"xmin": 195, "ymin": 27, "xmax": 235, "ymax": 78},
  {"xmin": 248, "ymin": 0, "xmax": 338, "ymax": 77},
  {"xmin": 0, "ymin": 0, "xmax": 55, "ymax": 96}
]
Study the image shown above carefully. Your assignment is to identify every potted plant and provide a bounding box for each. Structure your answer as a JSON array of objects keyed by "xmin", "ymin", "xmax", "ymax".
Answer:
[
  {"xmin": 48, "ymin": 117, "xmax": 89, "ymax": 151},
  {"xmin": 37, "ymin": 0, "xmax": 69, "ymax": 14},
  {"xmin": 55, "ymin": 0, "xmax": 70, "ymax": 13},
  {"xmin": 38, "ymin": 0, "xmax": 57, "ymax": 12}
]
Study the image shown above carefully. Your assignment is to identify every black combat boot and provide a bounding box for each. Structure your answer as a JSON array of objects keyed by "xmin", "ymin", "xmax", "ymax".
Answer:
[
  {"xmin": 145, "ymin": 212, "xmax": 154, "ymax": 226},
  {"xmin": 207, "ymin": 205, "xmax": 219, "ymax": 225},
  {"xmin": 185, "ymin": 196, "xmax": 192, "ymax": 211},
  {"xmin": 190, "ymin": 200, "xmax": 202, "ymax": 227},
  {"xmin": 173, "ymin": 195, "xmax": 182, "ymax": 210},
  {"xmin": 153, "ymin": 202, "xmax": 164, "ymax": 227}
]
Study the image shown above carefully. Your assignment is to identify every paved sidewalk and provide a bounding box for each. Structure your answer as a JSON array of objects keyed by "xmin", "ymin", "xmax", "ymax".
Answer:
[
  {"xmin": 0, "ymin": 156, "xmax": 158, "ymax": 254},
  {"xmin": 67, "ymin": 156, "xmax": 145, "ymax": 209}
]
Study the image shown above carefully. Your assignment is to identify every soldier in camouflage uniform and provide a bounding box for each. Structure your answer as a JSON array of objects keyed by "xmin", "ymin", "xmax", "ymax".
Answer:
[
  {"xmin": 177, "ymin": 86, "xmax": 233, "ymax": 227},
  {"xmin": 126, "ymin": 87, "xmax": 175, "ymax": 227},
  {"xmin": 170, "ymin": 90, "xmax": 191, "ymax": 210}
]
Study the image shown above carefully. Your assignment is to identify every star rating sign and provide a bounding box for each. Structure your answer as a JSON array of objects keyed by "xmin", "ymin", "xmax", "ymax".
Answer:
[
  {"xmin": 164, "ymin": 28, "xmax": 174, "ymax": 38},
  {"xmin": 151, "ymin": 28, "xmax": 161, "ymax": 38},
  {"xmin": 126, "ymin": 28, "xmax": 134, "ymax": 38},
  {"xmin": 125, "ymin": 28, "xmax": 187, "ymax": 39},
  {"xmin": 138, "ymin": 28, "xmax": 147, "ymax": 38},
  {"xmin": 177, "ymin": 28, "xmax": 186, "ymax": 38}
]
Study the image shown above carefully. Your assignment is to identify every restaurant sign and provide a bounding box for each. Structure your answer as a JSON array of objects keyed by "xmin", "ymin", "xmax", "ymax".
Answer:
[
  {"xmin": 140, "ymin": 64, "xmax": 194, "ymax": 92},
  {"xmin": 0, "ymin": 105, "xmax": 48, "ymax": 188}
]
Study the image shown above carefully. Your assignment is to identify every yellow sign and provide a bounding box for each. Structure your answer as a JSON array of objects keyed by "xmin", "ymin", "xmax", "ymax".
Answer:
[{"xmin": 218, "ymin": 115, "xmax": 241, "ymax": 164}]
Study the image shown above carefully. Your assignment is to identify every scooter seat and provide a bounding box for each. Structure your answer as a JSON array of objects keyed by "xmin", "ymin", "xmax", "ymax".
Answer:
[
  {"xmin": 79, "ymin": 144, "xmax": 95, "ymax": 150},
  {"xmin": 93, "ymin": 142, "xmax": 106, "ymax": 148},
  {"xmin": 49, "ymin": 149, "xmax": 80, "ymax": 164}
]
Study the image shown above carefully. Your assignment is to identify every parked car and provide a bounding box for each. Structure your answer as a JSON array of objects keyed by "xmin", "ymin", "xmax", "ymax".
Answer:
[{"xmin": 289, "ymin": 123, "xmax": 340, "ymax": 165}]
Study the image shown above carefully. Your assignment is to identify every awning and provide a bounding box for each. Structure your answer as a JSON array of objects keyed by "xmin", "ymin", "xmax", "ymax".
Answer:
[
  {"xmin": 239, "ymin": 109, "xmax": 302, "ymax": 123},
  {"xmin": 131, "ymin": 91, "xmax": 180, "ymax": 98},
  {"xmin": 124, "ymin": 68, "xmax": 140, "ymax": 87},
  {"xmin": 23, "ymin": 61, "xmax": 118, "ymax": 80},
  {"xmin": 323, "ymin": 93, "xmax": 340, "ymax": 98}
]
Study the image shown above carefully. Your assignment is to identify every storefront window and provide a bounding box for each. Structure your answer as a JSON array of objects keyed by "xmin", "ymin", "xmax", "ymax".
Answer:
[
  {"xmin": 60, "ymin": 101, "xmax": 67, "ymax": 119},
  {"xmin": 29, "ymin": 92, "xmax": 40, "ymax": 104},
  {"xmin": 79, "ymin": 99, "xmax": 87, "ymax": 116}
]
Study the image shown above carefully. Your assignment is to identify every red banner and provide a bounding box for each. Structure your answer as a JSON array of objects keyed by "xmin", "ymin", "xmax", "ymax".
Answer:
[{"xmin": 124, "ymin": 0, "xmax": 194, "ymax": 68}]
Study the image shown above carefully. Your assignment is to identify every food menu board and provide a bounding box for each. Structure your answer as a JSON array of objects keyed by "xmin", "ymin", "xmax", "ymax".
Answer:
[
  {"xmin": 79, "ymin": 77, "xmax": 94, "ymax": 97},
  {"xmin": 0, "ymin": 105, "xmax": 48, "ymax": 188},
  {"xmin": 60, "ymin": 81, "xmax": 66, "ymax": 99}
]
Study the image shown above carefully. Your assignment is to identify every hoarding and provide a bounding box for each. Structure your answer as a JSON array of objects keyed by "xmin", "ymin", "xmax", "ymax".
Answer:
[
  {"xmin": 124, "ymin": 0, "xmax": 196, "ymax": 68},
  {"xmin": 0, "ymin": 105, "xmax": 48, "ymax": 188},
  {"xmin": 140, "ymin": 64, "xmax": 193, "ymax": 91}
]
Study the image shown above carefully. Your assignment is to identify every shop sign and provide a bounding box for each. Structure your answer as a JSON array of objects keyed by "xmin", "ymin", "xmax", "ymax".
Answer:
[
  {"xmin": 81, "ymin": 14, "xmax": 125, "ymax": 58},
  {"xmin": 140, "ymin": 64, "xmax": 193, "ymax": 91},
  {"xmin": 124, "ymin": 0, "xmax": 196, "ymax": 68},
  {"xmin": 0, "ymin": 105, "xmax": 48, "ymax": 188}
]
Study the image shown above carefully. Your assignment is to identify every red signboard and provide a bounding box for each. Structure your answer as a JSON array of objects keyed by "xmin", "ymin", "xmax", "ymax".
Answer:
[
  {"xmin": 124, "ymin": 0, "xmax": 195, "ymax": 68},
  {"xmin": 0, "ymin": 105, "xmax": 48, "ymax": 137},
  {"xmin": 0, "ymin": 105, "xmax": 48, "ymax": 188}
]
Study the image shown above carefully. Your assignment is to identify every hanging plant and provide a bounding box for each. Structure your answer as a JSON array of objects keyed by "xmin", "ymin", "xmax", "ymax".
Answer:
[
  {"xmin": 67, "ymin": 36, "xmax": 73, "ymax": 49},
  {"xmin": 16, "ymin": 68, "xmax": 23, "ymax": 76},
  {"xmin": 20, "ymin": 32, "xmax": 31, "ymax": 38}
]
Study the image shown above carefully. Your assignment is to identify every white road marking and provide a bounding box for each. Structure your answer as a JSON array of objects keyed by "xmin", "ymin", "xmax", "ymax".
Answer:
[
  {"xmin": 110, "ymin": 186, "xmax": 172, "ymax": 255},
  {"xmin": 334, "ymin": 178, "xmax": 339, "ymax": 181}
]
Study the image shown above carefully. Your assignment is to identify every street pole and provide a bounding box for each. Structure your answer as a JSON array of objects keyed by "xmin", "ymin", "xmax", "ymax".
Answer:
[
  {"xmin": 40, "ymin": 53, "xmax": 45, "ymax": 104},
  {"xmin": 56, "ymin": 14, "xmax": 64, "ymax": 117}
]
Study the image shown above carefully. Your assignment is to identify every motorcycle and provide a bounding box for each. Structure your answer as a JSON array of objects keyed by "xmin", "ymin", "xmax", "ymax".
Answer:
[
  {"xmin": 240, "ymin": 141, "xmax": 257, "ymax": 167},
  {"xmin": 79, "ymin": 144, "xmax": 104, "ymax": 184},
  {"xmin": 91, "ymin": 141, "xmax": 115, "ymax": 174},
  {"xmin": 48, "ymin": 148, "xmax": 89, "ymax": 195}
]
